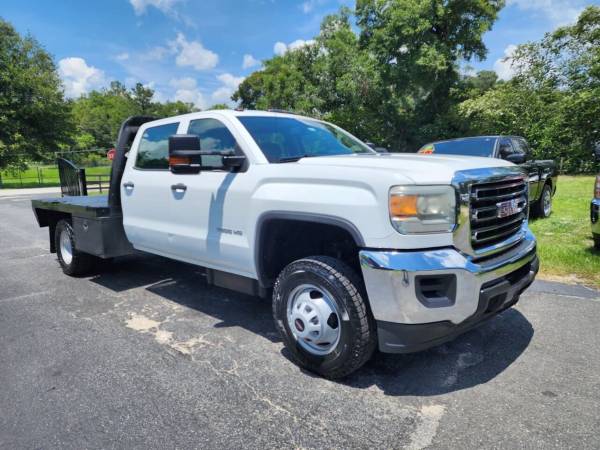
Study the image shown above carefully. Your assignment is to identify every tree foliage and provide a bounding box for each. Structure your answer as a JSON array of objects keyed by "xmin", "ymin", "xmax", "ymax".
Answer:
[
  {"xmin": 2, "ymin": 4, "xmax": 599, "ymax": 174},
  {"xmin": 460, "ymin": 6, "xmax": 600, "ymax": 172},
  {"xmin": 0, "ymin": 18, "xmax": 72, "ymax": 170},
  {"xmin": 70, "ymin": 81, "xmax": 195, "ymax": 149},
  {"xmin": 234, "ymin": 3, "xmax": 599, "ymax": 172},
  {"xmin": 234, "ymin": 1, "xmax": 503, "ymax": 150}
]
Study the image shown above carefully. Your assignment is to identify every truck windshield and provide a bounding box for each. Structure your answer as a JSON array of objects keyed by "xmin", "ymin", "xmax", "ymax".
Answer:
[
  {"xmin": 237, "ymin": 116, "xmax": 375, "ymax": 163},
  {"xmin": 420, "ymin": 137, "xmax": 497, "ymax": 157}
]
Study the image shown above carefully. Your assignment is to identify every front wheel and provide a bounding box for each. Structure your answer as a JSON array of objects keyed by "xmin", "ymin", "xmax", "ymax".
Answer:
[
  {"xmin": 55, "ymin": 219, "xmax": 96, "ymax": 276},
  {"xmin": 272, "ymin": 256, "xmax": 376, "ymax": 379}
]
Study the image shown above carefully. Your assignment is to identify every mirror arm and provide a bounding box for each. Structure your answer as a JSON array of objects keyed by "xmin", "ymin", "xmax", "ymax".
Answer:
[{"xmin": 223, "ymin": 154, "xmax": 246, "ymax": 171}]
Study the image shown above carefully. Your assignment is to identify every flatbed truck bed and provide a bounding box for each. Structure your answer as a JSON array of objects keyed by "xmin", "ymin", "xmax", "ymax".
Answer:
[
  {"xmin": 32, "ymin": 195, "xmax": 112, "ymax": 218},
  {"xmin": 31, "ymin": 194, "xmax": 133, "ymax": 259}
]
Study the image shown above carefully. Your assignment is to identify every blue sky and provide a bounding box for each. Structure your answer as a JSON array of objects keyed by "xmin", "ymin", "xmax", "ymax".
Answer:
[{"xmin": 2, "ymin": 0, "xmax": 598, "ymax": 108}]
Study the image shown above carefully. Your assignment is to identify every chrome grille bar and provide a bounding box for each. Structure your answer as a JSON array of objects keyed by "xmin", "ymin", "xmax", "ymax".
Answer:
[{"xmin": 470, "ymin": 178, "xmax": 528, "ymax": 252}]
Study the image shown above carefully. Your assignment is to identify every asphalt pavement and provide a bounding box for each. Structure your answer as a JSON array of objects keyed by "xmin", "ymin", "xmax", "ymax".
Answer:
[{"xmin": 1, "ymin": 191, "xmax": 599, "ymax": 449}]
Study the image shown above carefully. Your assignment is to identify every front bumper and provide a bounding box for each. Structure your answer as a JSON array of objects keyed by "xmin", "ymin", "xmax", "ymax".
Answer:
[
  {"xmin": 591, "ymin": 198, "xmax": 600, "ymax": 236},
  {"xmin": 359, "ymin": 229, "xmax": 538, "ymax": 353}
]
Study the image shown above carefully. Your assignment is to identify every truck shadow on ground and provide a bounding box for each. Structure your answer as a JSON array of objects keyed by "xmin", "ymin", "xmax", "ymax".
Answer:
[{"xmin": 90, "ymin": 253, "xmax": 533, "ymax": 397}]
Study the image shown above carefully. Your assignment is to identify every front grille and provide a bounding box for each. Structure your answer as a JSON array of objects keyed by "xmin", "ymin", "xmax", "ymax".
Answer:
[{"xmin": 470, "ymin": 177, "xmax": 527, "ymax": 251}]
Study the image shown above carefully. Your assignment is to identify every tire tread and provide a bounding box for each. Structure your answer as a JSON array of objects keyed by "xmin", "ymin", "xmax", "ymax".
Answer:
[{"xmin": 273, "ymin": 256, "xmax": 376, "ymax": 379}]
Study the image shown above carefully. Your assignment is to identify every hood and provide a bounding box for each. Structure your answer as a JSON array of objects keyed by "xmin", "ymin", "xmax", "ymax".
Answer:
[{"xmin": 297, "ymin": 153, "xmax": 516, "ymax": 184}]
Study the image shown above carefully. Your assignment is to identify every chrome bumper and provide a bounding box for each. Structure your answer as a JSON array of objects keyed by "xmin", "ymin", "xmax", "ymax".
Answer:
[{"xmin": 359, "ymin": 229, "xmax": 537, "ymax": 326}]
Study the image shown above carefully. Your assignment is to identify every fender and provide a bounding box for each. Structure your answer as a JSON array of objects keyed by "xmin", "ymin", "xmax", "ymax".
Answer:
[{"xmin": 254, "ymin": 211, "xmax": 365, "ymax": 287}]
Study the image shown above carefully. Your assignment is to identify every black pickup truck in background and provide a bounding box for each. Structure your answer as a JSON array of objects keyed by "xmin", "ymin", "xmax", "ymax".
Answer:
[{"xmin": 418, "ymin": 136, "xmax": 558, "ymax": 218}]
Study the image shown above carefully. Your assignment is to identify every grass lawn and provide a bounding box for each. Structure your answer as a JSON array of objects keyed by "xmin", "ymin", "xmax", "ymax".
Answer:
[
  {"xmin": 530, "ymin": 175, "xmax": 600, "ymax": 287},
  {"xmin": 0, "ymin": 165, "xmax": 111, "ymax": 188}
]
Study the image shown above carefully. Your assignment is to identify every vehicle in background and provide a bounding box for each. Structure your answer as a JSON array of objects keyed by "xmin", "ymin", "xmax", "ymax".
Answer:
[
  {"xmin": 31, "ymin": 111, "xmax": 539, "ymax": 378},
  {"xmin": 366, "ymin": 142, "xmax": 390, "ymax": 153},
  {"xmin": 418, "ymin": 136, "xmax": 558, "ymax": 218},
  {"xmin": 590, "ymin": 143, "xmax": 600, "ymax": 249}
]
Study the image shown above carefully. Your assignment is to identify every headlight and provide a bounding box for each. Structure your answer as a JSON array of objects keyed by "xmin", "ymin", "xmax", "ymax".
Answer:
[{"xmin": 389, "ymin": 185, "xmax": 456, "ymax": 234}]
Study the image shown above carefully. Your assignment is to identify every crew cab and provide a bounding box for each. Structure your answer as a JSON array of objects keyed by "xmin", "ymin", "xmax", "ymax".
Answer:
[
  {"xmin": 32, "ymin": 111, "xmax": 539, "ymax": 378},
  {"xmin": 419, "ymin": 136, "xmax": 558, "ymax": 218}
]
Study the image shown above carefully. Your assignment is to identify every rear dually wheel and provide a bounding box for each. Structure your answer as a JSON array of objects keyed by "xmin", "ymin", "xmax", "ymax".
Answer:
[{"xmin": 54, "ymin": 219, "xmax": 96, "ymax": 276}]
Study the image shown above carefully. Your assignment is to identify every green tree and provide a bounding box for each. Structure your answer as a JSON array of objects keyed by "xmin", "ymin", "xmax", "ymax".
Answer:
[
  {"xmin": 355, "ymin": 0, "xmax": 504, "ymax": 148},
  {"xmin": 70, "ymin": 83, "xmax": 196, "ymax": 149},
  {"xmin": 153, "ymin": 100, "xmax": 196, "ymax": 117},
  {"xmin": 234, "ymin": 1, "xmax": 504, "ymax": 150},
  {"xmin": 459, "ymin": 6, "xmax": 600, "ymax": 172},
  {"xmin": 208, "ymin": 103, "xmax": 230, "ymax": 110},
  {"xmin": 0, "ymin": 18, "xmax": 72, "ymax": 170},
  {"xmin": 234, "ymin": 8, "xmax": 386, "ymax": 144},
  {"xmin": 71, "ymin": 82, "xmax": 137, "ymax": 149},
  {"xmin": 131, "ymin": 82, "xmax": 154, "ymax": 114}
]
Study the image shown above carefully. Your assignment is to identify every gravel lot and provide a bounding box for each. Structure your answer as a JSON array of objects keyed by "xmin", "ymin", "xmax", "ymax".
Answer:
[{"xmin": 1, "ymin": 192, "xmax": 599, "ymax": 449}]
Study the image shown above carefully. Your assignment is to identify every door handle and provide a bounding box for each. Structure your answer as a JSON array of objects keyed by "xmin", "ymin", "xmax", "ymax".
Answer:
[
  {"xmin": 171, "ymin": 183, "xmax": 187, "ymax": 192},
  {"xmin": 123, "ymin": 182, "xmax": 134, "ymax": 189}
]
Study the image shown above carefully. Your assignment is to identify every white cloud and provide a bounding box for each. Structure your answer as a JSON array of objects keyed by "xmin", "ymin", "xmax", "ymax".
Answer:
[
  {"xmin": 218, "ymin": 73, "xmax": 245, "ymax": 89},
  {"xmin": 242, "ymin": 53, "xmax": 260, "ymax": 70},
  {"xmin": 301, "ymin": 0, "xmax": 316, "ymax": 13},
  {"xmin": 116, "ymin": 52, "xmax": 130, "ymax": 61},
  {"xmin": 171, "ymin": 33, "xmax": 218, "ymax": 71},
  {"xmin": 273, "ymin": 39, "xmax": 316, "ymax": 56},
  {"xmin": 169, "ymin": 77, "xmax": 208, "ymax": 109},
  {"xmin": 494, "ymin": 44, "xmax": 518, "ymax": 81},
  {"xmin": 300, "ymin": 0, "xmax": 328, "ymax": 13},
  {"xmin": 140, "ymin": 46, "xmax": 169, "ymax": 61},
  {"xmin": 129, "ymin": 0, "xmax": 182, "ymax": 15},
  {"xmin": 211, "ymin": 73, "xmax": 245, "ymax": 103},
  {"xmin": 274, "ymin": 42, "xmax": 287, "ymax": 56},
  {"xmin": 506, "ymin": 0, "xmax": 584, "ymax": 26},
  {"xmin": 58, "ymin": 57, "xmax": 107, "ymax": 98},
  {"xmin": 289, "ymin": 39, "xmax": 316, "ymax": 51}
]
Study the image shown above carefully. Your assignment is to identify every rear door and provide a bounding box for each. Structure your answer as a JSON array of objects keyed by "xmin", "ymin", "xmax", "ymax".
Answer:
[{"xmin": 121, "ymin": 120, "xmax": 184, "ymax": 255}]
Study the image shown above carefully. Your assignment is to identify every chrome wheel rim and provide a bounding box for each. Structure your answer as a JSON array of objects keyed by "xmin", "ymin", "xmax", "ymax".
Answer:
[
  {"xmin": 286, "ymin": 284, "xmax": 341, "ymax": 355},
  {"xmin": 543, "ymin": 188, "xmax": 552, "ymax": 216},
  {"xmin": 60, "ymin": 228, "xmax": 73, "ymax": 265}
]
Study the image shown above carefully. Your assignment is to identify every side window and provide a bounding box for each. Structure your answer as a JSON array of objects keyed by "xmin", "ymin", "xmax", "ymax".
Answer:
[
  {"xmin": 511, "ymin": 138, "xmax": 527, "ymax": 155},
  {"xmin": 498, "ymin": 139, "xmax": 514, "ymax": 158},
  {"xmin": 187, "ymin": 118, "xmax": 239, "ymax": 168},
  {"xmin": 135, "ymin": 122, "xmax": 180, "ymax": 169}
]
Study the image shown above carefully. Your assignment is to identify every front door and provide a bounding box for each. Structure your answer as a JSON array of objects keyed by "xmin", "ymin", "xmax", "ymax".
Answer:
[{"xmin": 163, "ymin": 117, "xmax": 254, "ymax": 276}]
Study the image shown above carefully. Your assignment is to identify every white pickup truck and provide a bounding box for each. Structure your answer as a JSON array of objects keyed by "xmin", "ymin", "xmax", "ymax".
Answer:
[{"xmin": 32, "ymin": 110, "xmax": 539, "ymax": 378}]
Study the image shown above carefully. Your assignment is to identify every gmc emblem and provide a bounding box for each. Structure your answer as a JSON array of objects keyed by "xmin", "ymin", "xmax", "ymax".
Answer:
[{"xmin": 497, "ymin": 198, "xmax": 521, "ymax": 218}]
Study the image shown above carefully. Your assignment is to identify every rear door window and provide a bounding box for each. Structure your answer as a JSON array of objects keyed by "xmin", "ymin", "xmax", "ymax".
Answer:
[
  {"xmin": 511, "ymin": 138, "xmax": 527, "ymax": 156},
  {"xmin": 498, "ymin": 138, "xmax": 515, "ymax": 158},
  {"xmin": 135, "ymin": 122, "xmax": 180, "ymax": 170}
]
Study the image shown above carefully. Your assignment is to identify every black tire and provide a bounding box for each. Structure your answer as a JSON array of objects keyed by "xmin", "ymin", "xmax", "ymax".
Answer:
[
  {"xmin": 533, "ymin": 183, "xmax": 553, "ymax": 218},
  {"xmin": 594, "ymin": 234, "xmax": 600, "ymax": 251},
  {"xmin": 54, "ymin": 219, "xmax": 95, "ymax": 276},
  {"xmin": 272, "ymin": 256, "xmax": 376, "ymax": 379}
]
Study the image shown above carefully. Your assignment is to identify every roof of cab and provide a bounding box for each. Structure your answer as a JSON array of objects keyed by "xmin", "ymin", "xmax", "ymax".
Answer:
[{"xmin": 143, "ymin": 109, "xmax": 312, "ymax": 128}]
